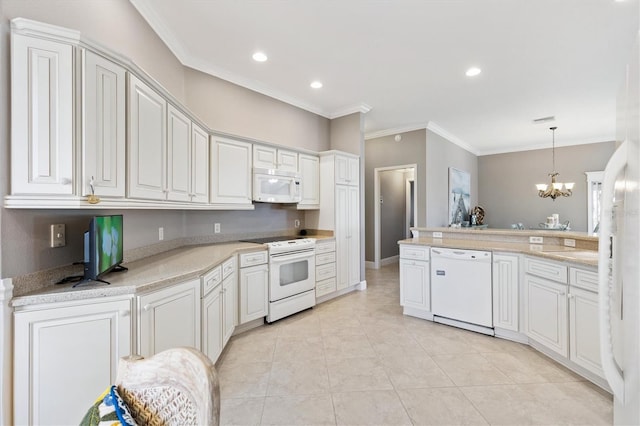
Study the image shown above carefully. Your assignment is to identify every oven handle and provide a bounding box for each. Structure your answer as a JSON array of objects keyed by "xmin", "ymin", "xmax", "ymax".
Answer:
[{"xmin": 269, "ymin": 249, "xmax": 315, "ymax": 262}]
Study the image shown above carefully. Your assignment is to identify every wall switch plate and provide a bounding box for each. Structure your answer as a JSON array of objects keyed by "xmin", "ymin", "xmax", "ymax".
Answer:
[
  {"xmin": 214, "ymin": 223, "xmax": 221, "ymax": 233},
  {"xmin": 50, "ymin": 224, "xmax": 65, "ymax": 248},
  {"xmin": 158, "ymin": 227, "xmax": 164, "ymax": 241},
  {"xmin": 294, "ymin": 219, "xmax": 300, "ymax": 228},
  {"xmin": 529, "ymin": 244, "xmax": 543, "ymax": 251},
  {"xmin": 564, "ymin": 238, "xmax": 576, "ymax": 247},
  {"xmin": 529, "ymin": 236, "xmax": 543, "ymax": 244},
  {"xmin": 432, "ymin": 231, "xmax": 443, "ymax": 238}
]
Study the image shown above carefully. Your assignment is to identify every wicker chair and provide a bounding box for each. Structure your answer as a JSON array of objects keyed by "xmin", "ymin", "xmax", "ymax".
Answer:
[{"xmin": 115, "ymin": 347, "xmax": 220, "ymax": 426}]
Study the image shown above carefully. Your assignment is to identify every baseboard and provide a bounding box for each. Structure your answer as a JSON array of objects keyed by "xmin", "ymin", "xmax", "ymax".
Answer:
[
  {"xmin": 232, "ymin": 317, "xmax": 265, "ymax": 336},
  {"xmin": 315, "ymin": 284, "xmax": 359, "ymax": 304},
  {"xmin": 380, "ymin": 255, "xmax": 399, "ymax": 266},
  {"xmin": 433, "ymin": 315, "xmax": 495, "ymax": 336},
  {"xmin": 494, "ymin": 327, "xmax": 529, "ymax": 344},
  {"xmin": 357, "ymin": 280, "xmax": 367, "ymax": 291},
  {"xmin": 365, "ymin": 261, "xmax": 377, "ymax": 269}
]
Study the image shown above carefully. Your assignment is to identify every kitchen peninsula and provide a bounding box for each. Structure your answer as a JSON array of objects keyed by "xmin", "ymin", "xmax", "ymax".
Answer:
[{"xmin": 398, "ymin": 227, "xmax": 604, "ymax": 391}]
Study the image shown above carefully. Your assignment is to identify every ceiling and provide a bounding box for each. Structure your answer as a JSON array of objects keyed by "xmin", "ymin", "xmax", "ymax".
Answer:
[{"xmin": 130, "ymin": 0, "xmax": 639, "ymax": 155}]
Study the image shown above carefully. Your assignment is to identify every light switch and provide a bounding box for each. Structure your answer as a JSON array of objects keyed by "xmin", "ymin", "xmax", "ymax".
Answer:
[{"xmin": 50, "ymin": 224, "xmax": 66, "ymax": 248}]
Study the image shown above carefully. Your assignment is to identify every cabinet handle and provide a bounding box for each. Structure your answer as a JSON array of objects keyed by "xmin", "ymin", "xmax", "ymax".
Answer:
[{"xmin": 143, "ymin": 304, "xmax": 151, "ymax": 311}]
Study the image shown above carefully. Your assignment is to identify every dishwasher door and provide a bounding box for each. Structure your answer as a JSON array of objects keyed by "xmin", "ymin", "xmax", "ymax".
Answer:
[{"xmin": 430, "ymin": 247, "xmax": 493, "ymax": 328}]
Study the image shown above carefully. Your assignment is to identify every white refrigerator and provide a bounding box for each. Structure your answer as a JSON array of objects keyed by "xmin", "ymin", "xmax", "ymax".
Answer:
[{"xmin": 599, "ymin": 32, "xmax": 640, "ymax": 425}]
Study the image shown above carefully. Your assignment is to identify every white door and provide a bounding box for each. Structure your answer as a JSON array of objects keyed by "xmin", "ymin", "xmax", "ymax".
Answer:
[
  {"xmin": 137, "ymin": 279, "xmax": 201, "ymax": 357},
  {"xmin": 298, "ymin": 154, "xmax": 320, "ymax": 206},
  {"xmin": 493, "ymin": 253, "xmax": 519, "ymax": 331},
  {"xmin": 239, "ymin": 264, "xmax": 268, "ymax": 324},
  {"xmin": 202, "ymin": 285, "xmax": 223, "ymax": 363},
  {"xmin": 211, "ymin": 137, "xmax": 252, "ymax": 204},
  {"xmin": 222, "ymin": 272, "xmax": 237, "ymax": 346},
  {"xmin": 399, "ymin": 259, "xmax": 430, "ymax": 310},
  {"xmin": 11, "ymin": 34, "xmax": 74, "ymax": 195},
  {"xmin": 167, "ymin": 105, "xmax": 191, "ymax": 202},
  {"xmin": 128, "ymin": 75, "xmax": 167, "ymax": 200},
  {"xmin": 82, "ymin": 50, "xmax": 126, "ymax": 198},
  {"xmin": 191, "ymin": 124, "xmax": 209, "ymax": 203},
  {"xmin": 569, "ymin": 287, "xmax": 604, "ymax": 377},
  {"xmin": 524, "ymin": 274, "xmax": 568, "ymax": 357},
  {"xmin": 14, "ymin": 298, "xmax": 131, "ymax": 426},
  {"xmin": 277, "ymin": 149, "xmax": 298, "ymax": 172}
]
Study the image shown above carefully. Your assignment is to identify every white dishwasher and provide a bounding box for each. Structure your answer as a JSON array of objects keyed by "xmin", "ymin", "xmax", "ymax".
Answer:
[{"xmin": 430, "ymin": 247, "xmax": 493, "ymax": 333}]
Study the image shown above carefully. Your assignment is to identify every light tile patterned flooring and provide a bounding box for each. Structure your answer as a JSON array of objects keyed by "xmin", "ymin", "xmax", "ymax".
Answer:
[{"xmin": 216, "ymin": 263, "xmax": 612, "ymax": 425}]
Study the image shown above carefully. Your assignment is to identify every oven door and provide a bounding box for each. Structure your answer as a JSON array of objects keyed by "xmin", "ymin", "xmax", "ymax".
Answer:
[{"xmin": 269, "ymin": 249, "xmax": 315, "ymax": 302}]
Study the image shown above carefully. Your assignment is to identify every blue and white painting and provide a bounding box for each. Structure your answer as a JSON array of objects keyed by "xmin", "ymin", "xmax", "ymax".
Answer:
[{"xmin": 448, "ymin": 167, "xmax": 470, "ymax": 225}]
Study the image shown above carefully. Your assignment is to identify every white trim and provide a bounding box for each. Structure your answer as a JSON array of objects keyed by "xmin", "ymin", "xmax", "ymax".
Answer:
[
  {"xmin": 477, "ymin": 137, "xmax": 615, "ymax": 156},
  {"xmin": 433, "ymin": 315, "xmax": 495, "ymax": 336},
  {"xmin": 11, "ymin": 18, "xmax": 81, "ymax": 43},
  {"xmin": 402, "ymin": 306, "xmax": 434, "ymax": 321},
  {"xmin": 365, "ymin": 123, "xmax": 428, "ymax": 140},
  {"xmin": 315, "ymin": 284, "xmax": 359, "ymax": 304},
  {"xmin": 328, "ymin": 104, "xmax": 372, "ymax": 119},
  {"xmin": 380, "ymin": 255, "xmax": 399, "ymax": 266},
  {"xmin": 357, "ymin": 280, "xmax": 367, "ymax": 291},
  {"xmin": 494, "ymin": 327, "xmax": 529, "ymax": 344},
  {"xmin": 426, "ymin": 122, "xmax": 479, "ymax": 156},
  {"xmin": 0, "ymin": 279, "xmax": 14, "ymax": 426}
]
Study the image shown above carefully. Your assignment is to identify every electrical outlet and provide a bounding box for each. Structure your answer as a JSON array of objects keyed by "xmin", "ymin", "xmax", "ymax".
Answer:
[
  {"xmin": 564, "ymin": 238, "xmax": 576, "ymax": 247},
  {"xmin": 433, "ymin": 231, "xmax": 443, "ymax": 238},
  {"xmin": 159, "ymin": 227, "xmax": 164, "ymax": 241},
  {"xmin": 529, "ymin": 236, "xmax": 543, "ymax": 244},
  {"xmin": 50, "ymin": 224, "xmax": 66, "ymax": 248},
  {"xmin": 294, "ymin": 219, "xmax": 300, "ymax": 228},
  {"xmin": 214, "ymin": 223, "xmax": 221, "ymax": 233}
]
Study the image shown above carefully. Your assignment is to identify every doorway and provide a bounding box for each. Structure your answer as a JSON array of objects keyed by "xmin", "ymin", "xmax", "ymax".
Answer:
[{"xmin": 373, "ymin": 164, "xmax": 417, "ymax": 269}]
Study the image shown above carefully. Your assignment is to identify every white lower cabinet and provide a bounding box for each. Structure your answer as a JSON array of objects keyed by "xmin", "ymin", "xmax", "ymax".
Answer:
[
  {"xmin": 399, "ymin": 258, "xmax": 430, "ymax": 311},
  {"xmin": 524, "ymin": 273, "xmax": 568, "ymax": 357},
  {"xmin": 492, "ymin": 253, "xmax": 519, "ymax": 332},
  {"xmin": 202, "ymin": 281, "xmax": 224, "ymax": 363},
  {"xmin": 239, "ymin": 252, "xmax": 269, "ymax": 324},
  {"xmin": 569, "ymin": 286, "xmax": 604, "ymax": 377},
  {"xmin": 137, "ymin": 279, "xmax": 201, "ymax": 357},
  {"xmin": 14, "ymin": 297, "xmax": 132, "ymax": 426}
]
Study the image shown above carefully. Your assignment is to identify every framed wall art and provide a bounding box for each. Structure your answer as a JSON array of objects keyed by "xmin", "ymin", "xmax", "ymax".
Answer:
[{"xmin": 448, "ymin": 167, "xmax": 470, "ymax": 225}]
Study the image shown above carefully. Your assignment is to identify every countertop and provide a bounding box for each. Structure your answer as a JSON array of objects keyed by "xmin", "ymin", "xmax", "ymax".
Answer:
[{"xmin": 399, "ymin": 237, "xmax": 599, "ymax": 267}]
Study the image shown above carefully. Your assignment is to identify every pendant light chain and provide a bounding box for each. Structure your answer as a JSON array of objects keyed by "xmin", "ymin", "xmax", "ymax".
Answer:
[{"xmin": 551, "ymin": 126, "xmax": 557, "ymax": 173}]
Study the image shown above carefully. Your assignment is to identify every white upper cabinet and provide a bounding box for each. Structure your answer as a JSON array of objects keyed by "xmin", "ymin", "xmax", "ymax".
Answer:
[
  {"xmin": 298, "ymin": 154, "xmax": 320, "ymax": 208},
  {"xmin": 335, "ymin": 155, "xmax": 359, "ymax": 186},
  {"xmin": 191, "ymin": 124, "xmax": 210, "ymax": 203},
  {"xmin": 211, "ymin": 136, "xmax": 253, "ymax": 205},
  {"xmin": 11, "ymin": 31, "xmax": 74, "ymax": 195},
  {"xmin": 253, "ymin": 145, "xmax": 298, "ymax": 172},
  {"xmin": 82, "ymin": 50, "xmax": 126, "ymax": 198},
  {"xmin": 167, "ymin": 105, "xmax": 192, "ymax": 202},
  {"xmin": 128, "ymin": 74, "xmax": 167, "ymax": 201}
]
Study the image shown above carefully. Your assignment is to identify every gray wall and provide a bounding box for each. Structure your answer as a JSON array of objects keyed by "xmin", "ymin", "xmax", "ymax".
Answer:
[
  {"xmin": 380, "ymin": 170, "xmax": 406, "ymax": 259},
  {"xmin": 330, "ymin": 113, "xmax": 363, "ymax": 155},
  {"xmin": 364, "ymin": 130, "xmax": 426, "ymax": 262},
  {"xmin": 478, "ymin": 141, "xmax": 616, "ymax": 231},
  {"xmin": 0, "ymin": 0, "xmax": 326, "ymax": 280},
  {"xmin": 426, "ymin": 130, "xmax": 479, "ymax": 227}
]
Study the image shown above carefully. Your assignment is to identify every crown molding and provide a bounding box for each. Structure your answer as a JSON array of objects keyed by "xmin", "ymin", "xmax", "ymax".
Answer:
[
  {"xmin": 476, "ymin": 136, "xmax": 616, "ymax": 156},
  {"xmin": 329, "ymin": 104, "xmax": 372, "ymax": 119},
  {"xmin": 364, "ymin": 123, "xmax": 429, "ymax": 140},
  {"xmin": 425, "ymin": 122, "xmax": 479, "ymax": 156}
]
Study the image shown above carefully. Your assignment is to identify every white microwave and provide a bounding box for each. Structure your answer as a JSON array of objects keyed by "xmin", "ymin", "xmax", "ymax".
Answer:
[{"xmin": 252, "ymin": 168, "xmax": 302, "ymax": 203}]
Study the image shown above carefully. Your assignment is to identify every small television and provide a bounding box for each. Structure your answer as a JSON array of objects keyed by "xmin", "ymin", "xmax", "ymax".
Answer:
[{"xmin": 82, "ymin": 214, "xmax": 125, "ymax": 284}]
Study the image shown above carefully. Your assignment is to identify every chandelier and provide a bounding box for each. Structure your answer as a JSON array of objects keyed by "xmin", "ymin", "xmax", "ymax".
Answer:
[{"xmin": 536, "ymin": 127, "xmax": 574, "ymax": 200}]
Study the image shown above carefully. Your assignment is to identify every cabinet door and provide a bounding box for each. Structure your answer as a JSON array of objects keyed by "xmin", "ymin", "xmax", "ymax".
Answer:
[
  {"xmin": 191, "ymin": 123, "xmax": 209, "ymax": 203},
  {"xmin": 202, "ymin": 286, "xmax": 223, "ymax": 363},
  {"xmin": 11, "ymin": 34, "xmax": 74, "ymax": 195},
  {"xmin": 239, "ymin": 264, "xmax": 268, "ymax": 324},
  {"xmin": 166, "ymin": 104, "xmax": 191, "ymax": 202},
  {"xmin": 335, "ymin": 185, "xmax": 350, "ymax": 290},
  {"xmin": 335, "ymin": 155, "xmax": 359, "ymax": 186},
  {"xmin": 211, "ymin": 137, "xmax": 252, "ymax": 204},
  {"xmin": 569, "ymin": 287, "xmax": 604, "ymax": 377},
  {"xmin": 399, "ymin": 259, "xmax": 430, "ymax": 310},
  {"xmin": 493, "ymin": 254, "xmax": 519, "ymax": 331},
  {"xmin": 298, "ymin": 154, "xmax": 320, "ymax": 207},
  {"xmin": 82, "ymin": 50, "xmax": 126, "ymax": 198},
  {"xmin": 222, "ymin": 272, "xmax": 237, "ymax": 346},
  {"xmin": 253, "ymin": 145, "xmax": 277, "ymax": 169},
  {"xmin": 14, "ymin": 298, "xmax": 131, "ymax": 426},
  {"xmin": 277, "ymin": 149, "xmax": 298, "ymax": 172},
  {"xmin": 128, "ymin": 75, "xmax": 167, "ymax": 200},
  {"xmin": 524, "ymin": 274, "xmax": 568, "ymax": 357},
  {"xmin": 137, "ymin": 279, "xmax": 201, "ymax": 357},
  {"xmin": 347, "ymin": 185, "xmax": 361, "ymax": 286}
]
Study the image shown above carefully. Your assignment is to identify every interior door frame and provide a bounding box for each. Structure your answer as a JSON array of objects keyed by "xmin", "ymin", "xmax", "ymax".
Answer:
[{"xmin": 373, "ymin": 164, "xmax": 417, "ymax": 269}]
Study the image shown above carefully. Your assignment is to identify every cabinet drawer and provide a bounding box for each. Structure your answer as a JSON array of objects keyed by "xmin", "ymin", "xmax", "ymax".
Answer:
[
  {"xmin": 240, "ymin": 250, "xmax": 268, "ymax": 267},
  {"xmin": 316, "ymin": 262, "xmax": 336, "ymax": 281},
  {"xmin": 525, "ymin": 257, "xmax": 567, "ymax": 283},
  {"xmin": 316, "ymin": 251, "xmax": 336, "ymax": 266},
  {"xmin": 570, "ymin": 267, "xmax": 598, "ymax": 293},
  {"xmin": 202, "ymin": 265, "xmax": 222, "ymax": 296},
  {"xmin": 315, "ymin": 240, "xmax": 336, "ymax": 254},
  {"xmin": 222, "ymin": 257, "xmax": 235, "ymax": 279},
  {"xmin": 400, "ymin": 245, "xmax": 429, "ymax": 261},
  {"xmin": 316, "ymin": 277, "xmax": 336, "ymax": 297}
]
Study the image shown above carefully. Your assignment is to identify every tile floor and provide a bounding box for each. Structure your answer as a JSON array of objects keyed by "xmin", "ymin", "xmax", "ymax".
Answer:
[{"xmin": 216, "ymin": 263, "xmax": 613, "ymax": 425}]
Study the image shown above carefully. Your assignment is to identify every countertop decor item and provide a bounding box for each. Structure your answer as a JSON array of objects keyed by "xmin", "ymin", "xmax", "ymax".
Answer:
[
  {"xmin": 536, "ymin": 127, "xmax": 574, "ymax": 200},
  {"xmin": 471, "ymin": 205, "xmax": 485, "ymax": 225}
]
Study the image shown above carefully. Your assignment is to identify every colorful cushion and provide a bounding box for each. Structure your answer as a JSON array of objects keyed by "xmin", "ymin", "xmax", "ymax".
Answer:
[{"xmin": 80, "ymin": 386, "xmax": 138, "ymax": 426}]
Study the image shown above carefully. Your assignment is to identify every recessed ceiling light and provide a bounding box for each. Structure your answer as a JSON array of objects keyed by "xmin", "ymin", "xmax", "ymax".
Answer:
[
  {"xmin": 465, "ymin": 67, "xmax": 482, "ymax": 77},
  {"xmin": 252, "ymin": 52, "xmax": 268, "ymax": 62},
  {"xmin": 310, "ymin": 81, "xmax": 323, "ymax": 89}
]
